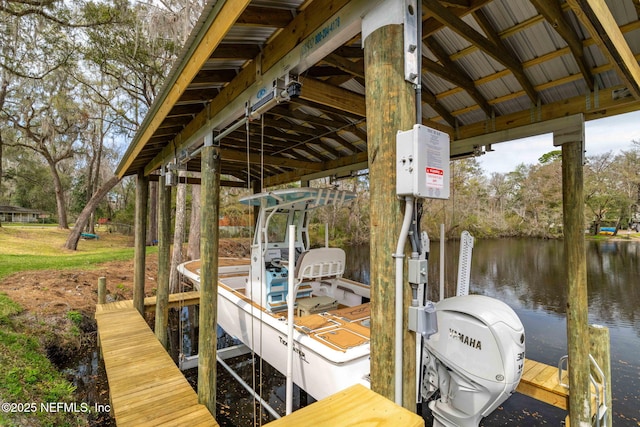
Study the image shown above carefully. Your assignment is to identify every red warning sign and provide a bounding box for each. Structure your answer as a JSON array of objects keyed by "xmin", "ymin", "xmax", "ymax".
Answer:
[{"xmin": 425, "ymin": 167, "xmax": 444, "ymax": 189}]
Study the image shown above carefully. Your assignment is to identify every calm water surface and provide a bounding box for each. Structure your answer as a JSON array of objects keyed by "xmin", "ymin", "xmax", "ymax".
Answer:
[{"xmin": 346, "ymin": 238, "xmax": 640, "ymax": 426}]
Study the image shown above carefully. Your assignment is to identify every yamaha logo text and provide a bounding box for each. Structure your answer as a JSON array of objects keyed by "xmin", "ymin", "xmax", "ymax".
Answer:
[{"xmin": 449, "ymin": 328, "xmax": 482, "ymax": 350}]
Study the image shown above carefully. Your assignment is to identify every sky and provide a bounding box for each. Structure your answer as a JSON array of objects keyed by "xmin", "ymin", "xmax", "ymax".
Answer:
[{"xmin": 476, "ymin": 110, "xmax": 640, "ymax": 174}]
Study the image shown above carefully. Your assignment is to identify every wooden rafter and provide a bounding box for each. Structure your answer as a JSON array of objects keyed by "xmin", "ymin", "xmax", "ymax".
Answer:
[
  {"xmin": 322, "ymin": 53, "xmax": 365, "ymax": 79},
  {"xmin": 424, "ymin": 36, "xmax": 493, "ymax": 117},
  {"xmin": 422, "ymin": 0, "xmax": 491, "ymax": 38},
  {"xmin": 236, "ymin": 6, "xmax": 293, "ymax": 28},
  {"xmin": 299, "ymin": 77, "xmax": 366, "ymax": 117},
  {"xmin": 421, "ymin": 86, "xmax": 456, "ymax": 127},
  {"xmin": 567, "ymin": 0, "xmax": 640, "ymax": 99},
  {"xmin": 528, "ymin": 0, "xmax": 594, "ymax": 90},
  {"xmin": 209, "ymin": 44, "xmax": 260, "ymax": 60},
  {"xmin": 423, "ymin": 0, "xmax": 537, "ymax": 103},
  {"xmin": 144, "ymin": 0, "xmax": 349, "ymax": 176}
]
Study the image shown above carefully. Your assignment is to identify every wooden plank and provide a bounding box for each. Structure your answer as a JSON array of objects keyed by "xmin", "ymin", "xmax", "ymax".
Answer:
[
  {"xmin": 567, "ymin": 0, "xmax": 640, "ymax": 98},
  {"xmin": 516, "ymin": 359, "xmax": 569, "ymax": 410},
  {"xmin": 264, "ymin": 384, "xmax": 423, "ymax": 427},
  {"xmin": 96, "ymin": 305, "xmax": 218, "ymax": 426}
]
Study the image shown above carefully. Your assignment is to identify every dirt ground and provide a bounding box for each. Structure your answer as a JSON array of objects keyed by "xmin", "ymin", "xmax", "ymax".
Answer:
[{"xmin": 0, "ymin": 238, "xmax": 251, "ymax": 319}]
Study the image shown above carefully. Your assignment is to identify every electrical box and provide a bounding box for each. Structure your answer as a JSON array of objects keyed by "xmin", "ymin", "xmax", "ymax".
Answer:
[{"xmin": 396, "ymin": 124, "xmax": 450, "ymax": 199}]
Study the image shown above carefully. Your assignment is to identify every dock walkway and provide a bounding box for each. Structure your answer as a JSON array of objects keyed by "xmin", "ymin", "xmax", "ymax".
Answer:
[{"xmin": 95, "ymin": 300, "xmax": 217, "ymax": 427}]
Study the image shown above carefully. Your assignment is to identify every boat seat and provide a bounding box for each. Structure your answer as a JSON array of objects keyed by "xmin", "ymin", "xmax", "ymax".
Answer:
[{"xmin": 295, "ymin": 247, "xmax": 346, "ymax": 282}]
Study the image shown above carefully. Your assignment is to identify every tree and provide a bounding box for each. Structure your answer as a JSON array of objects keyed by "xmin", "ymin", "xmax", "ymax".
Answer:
[
  {"xmin": 4, "ymin": 70, "xmax": 87, "ymax": 228},
  {"xmin": 584, "ymin": 152, "xmax": 628, "ymax": 234},
  {"xmin": 64, "ymin": 175, "xmax": 121, "ymax": 250}
]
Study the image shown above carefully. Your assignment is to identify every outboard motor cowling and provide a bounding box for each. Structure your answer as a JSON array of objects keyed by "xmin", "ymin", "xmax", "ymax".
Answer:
[{"xmin": 421, "ymin": 295, "xmax": 525, "ymax": 427}]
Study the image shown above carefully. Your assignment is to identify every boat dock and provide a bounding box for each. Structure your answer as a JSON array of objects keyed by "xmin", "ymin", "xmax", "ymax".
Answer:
[
  {"xmin": 95, "ymin": 300, "xmax": 218, "ymax": 427},
  {"xmin": 96, "ymin": 298, "xmax": 424, "ymax": 426},
  {"xmin": 96, "ymin": 293, "xmax": 600, "ymax": 426}
]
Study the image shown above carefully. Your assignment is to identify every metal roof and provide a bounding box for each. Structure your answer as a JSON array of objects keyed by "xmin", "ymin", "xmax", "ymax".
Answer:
[{"xmin": 116, "ymin": 0, "xmax": 640, "ymax": 188}]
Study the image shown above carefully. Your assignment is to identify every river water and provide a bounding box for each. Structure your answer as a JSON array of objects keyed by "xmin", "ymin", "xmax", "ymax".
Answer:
[{"xmin": 345, "ymin": 237, "xmax": 640, "ymax": 426}]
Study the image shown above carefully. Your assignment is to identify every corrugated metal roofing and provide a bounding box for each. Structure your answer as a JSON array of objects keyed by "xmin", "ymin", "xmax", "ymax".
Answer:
[{"xmin": 116, "ymin": 0, "xmax": 640, "ymax": 186}]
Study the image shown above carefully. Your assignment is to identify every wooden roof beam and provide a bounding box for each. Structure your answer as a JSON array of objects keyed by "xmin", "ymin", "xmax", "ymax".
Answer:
[
  {"xmin": 322, "ymin": 53, "xmax": 365, "ymax": 79},
  {"xmin": 421, "ymin": 86, "xmax": 457, "ymax": 127},
  {"xmin": 567, "ymin": 0, "xmax": 640, "ymax": 99},
  {"xmin": 425, "ymin": 36, "xmax": 493, "ymax": 118},
  {"xmin": 423, "ymin": 0, "xmax": 537, "ymax": 103},
  {"xmin": 236, "ymin": 6, "xmax": 293, "ymax": 28},
  {"xmin": 529, "ymin": 0, "xmax": 594, "ymax": 91},
  {"xmin": 117, "ymin": 0, "xmax": 252, "ymax": 177},
  {"xmin": 422, "ymin": 0, "xmax": 491, "ymax": 38},
  {"xmin": 262, "ymin": 116, "xmax": 362, "ymax": 154},
  {"xmin": 221, "ymin": 147, "xmax": 324, "ymax": 171},
  {"xmin": 144, "ymin": 0, "xmax": 352, "ymax": 176},
  {"xmin": 299, "ymin": 77, "xmax": 366, "ymax": 117},
  {"xmin": 209, "ymin": 44, "xmax": 261, "ymax": 60},
  {"xmin": 469, "ymin": 7, "xmax": 538, "ymax": 104}
]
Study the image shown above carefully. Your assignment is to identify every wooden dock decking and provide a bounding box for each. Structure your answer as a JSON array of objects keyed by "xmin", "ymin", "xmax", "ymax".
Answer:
[
  {"xmin": 95, "ymin": 300, "xmax": 218, "ymax": 427},
  {"xmin": 264, "ymin": 384, "xmax": 424, "ymax": 427},
  {"xmin": 517, "ymin": 358, "xmax": 569, "ymax": 409}
]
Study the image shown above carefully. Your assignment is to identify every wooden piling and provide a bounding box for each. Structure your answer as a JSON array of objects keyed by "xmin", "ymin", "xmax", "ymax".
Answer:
[
  {"xmin": 198, "ymin": 140, "xmax": 221, "ymax": 415},
  {"xmin": 364, "ymin": 21, "xmax": 417, "ymax": 407},
  {"xmin": 558, "ymin": 121, "xmax": 591, "ymax": 426},
  {"xmin": 133, "ymin": 171, "xmax": 149, "ymax": 316},
  {"xmin": 155, "ymin": 172, "xmax": 171, "ymax": 348},
  {"xmin": 98, "ymin": 277, "xmax": 107, "ymax": 305},
  {"xmin": 590, "ymin": 324, "xmax": 612, "ymax": 427}
]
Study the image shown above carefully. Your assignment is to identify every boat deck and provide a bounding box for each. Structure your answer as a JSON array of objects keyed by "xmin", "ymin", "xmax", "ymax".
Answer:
[{"xmin": 95, "ymin": 300, "xmax": 218, "ymax": 426}]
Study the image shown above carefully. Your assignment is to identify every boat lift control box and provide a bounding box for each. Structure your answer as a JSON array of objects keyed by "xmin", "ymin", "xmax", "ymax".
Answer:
[{"xmin": 396, "ymin": 124, "xmax": 450, "ymax": 199}]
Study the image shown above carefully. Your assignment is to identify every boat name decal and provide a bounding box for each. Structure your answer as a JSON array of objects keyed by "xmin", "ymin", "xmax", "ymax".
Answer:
[
  {"xmin": 449, "ymin": 328, "xmax": 482, "ymax": 350},
  {"xmin": 278, "ymin": 336, "xmax": 310, "ymax": 364}
]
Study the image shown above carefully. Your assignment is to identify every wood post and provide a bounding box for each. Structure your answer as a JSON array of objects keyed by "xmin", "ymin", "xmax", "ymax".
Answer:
[
  {"xmin": 133, "ymin": 171, "xmax": 149, "ymax": 315},
  {"xmin": 198, "ymin": 140, "xmax": 221, "ymax": 415},
  {"xmin": 590, "ymin": 324, "xmax": 612, "ymax": 427},
  {"xmin": 364, "ymin": 15, "xmax": 417, "ymax": 407},
  {"xmin": 557, "ymin": 118, "xmax": 591, "ymax": 425},
  {"xmin": 98, "ymin": 277, "xmax": 106, "ymax": 305},
  {"xmin": 155, "ymin": 172, "xmax": 171, "ymax": 348}
]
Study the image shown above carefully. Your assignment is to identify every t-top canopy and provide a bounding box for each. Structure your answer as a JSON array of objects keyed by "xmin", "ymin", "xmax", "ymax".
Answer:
[{"xmin": 239, "ymin": 187, "xmax": 356, "ymax": 211}]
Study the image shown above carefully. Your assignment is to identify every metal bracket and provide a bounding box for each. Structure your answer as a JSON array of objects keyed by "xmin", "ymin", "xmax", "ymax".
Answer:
[{"xmin": 404, "ymin": 0, "xmax": 419, "ymax": 83}]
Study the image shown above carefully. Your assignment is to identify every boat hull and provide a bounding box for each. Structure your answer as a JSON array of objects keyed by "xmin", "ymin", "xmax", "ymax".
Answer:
[
  {"xmin": 178, "ymin": 260, "xmax": 371, "ymax": 401},
  {"xmin": 216, "ymin": 283, "xmax": 370, "ymax": 401}
]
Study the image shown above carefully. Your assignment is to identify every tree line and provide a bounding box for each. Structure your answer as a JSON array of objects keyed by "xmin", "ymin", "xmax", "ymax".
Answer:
[{"xmin": 1, "ymin": 1, "xmax": 638, "ymax": 249}]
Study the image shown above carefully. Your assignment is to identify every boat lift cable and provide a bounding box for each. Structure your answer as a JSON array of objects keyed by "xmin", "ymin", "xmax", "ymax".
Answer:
[
  {"xmin": 245, "ymin": 119, "xmax": 259, "ymax": 427},
  {"xmin": 258, "ymin": 115, "xmax": 266, "ymax": 426}
]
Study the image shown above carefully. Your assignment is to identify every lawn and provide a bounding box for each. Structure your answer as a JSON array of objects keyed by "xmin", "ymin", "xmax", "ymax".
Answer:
[
  {"xmin": 0, "ymin": 225, "xmax": 148, "ymax": 427},
  {"xmin": 0, "ymin": 226, "xmax": 152, "ymax": 280}
]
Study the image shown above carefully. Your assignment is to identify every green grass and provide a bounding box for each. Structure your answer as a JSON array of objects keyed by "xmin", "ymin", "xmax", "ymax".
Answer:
[
  {"xmin": 0, "ymin": 227, "xmax": 145, "ymax": 426},
  {"xmin": 0, "ymin": 293, "xmax": 82, "ymax": 426},
  {"xmin": 0, "ymin": 226, "xmax": 156, "ymax": 280}
]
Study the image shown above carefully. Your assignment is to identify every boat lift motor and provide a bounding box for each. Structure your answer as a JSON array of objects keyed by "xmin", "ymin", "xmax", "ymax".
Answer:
[{"xmin": 421, "ymin": 295, "xmax": 525, "ymax": 427}]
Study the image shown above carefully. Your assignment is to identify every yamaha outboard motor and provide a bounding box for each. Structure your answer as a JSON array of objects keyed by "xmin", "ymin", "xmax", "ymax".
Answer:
[{"xmin": 421, "ymin": 295, "xmax": 525, "ymax": 427}]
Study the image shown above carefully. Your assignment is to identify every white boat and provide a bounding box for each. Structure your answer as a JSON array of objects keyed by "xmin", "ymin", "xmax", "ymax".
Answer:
[
  {"xmin": 179, "ymin": 187, "xmax": 527, "ymax": 426},
  {"xmin": 178, "ymin": 187, "xmax": 372, "ymax": 401}
]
